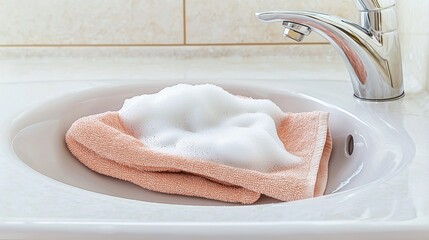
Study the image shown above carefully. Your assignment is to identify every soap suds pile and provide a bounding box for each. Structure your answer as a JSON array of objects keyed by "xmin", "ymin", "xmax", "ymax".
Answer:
[{"xmin": 118, "ymin": 84, "xmax": 301, "ymax": 172}]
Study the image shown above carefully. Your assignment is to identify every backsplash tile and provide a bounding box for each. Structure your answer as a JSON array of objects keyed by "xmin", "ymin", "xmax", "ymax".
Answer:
[
  {"xmin": 397, "ymin": 0, "xmax": 429, "ymax": 90},
  {"xmin": 0, "ymin": 0, "xmax": 184, "ymax": 45},
  {"xmin": 397, "ymin": 0, "xmax": 429, "ymax": 35},
  {"xmin": 185, "ymin": 0, "xmax": 357, "ymax": 44}
]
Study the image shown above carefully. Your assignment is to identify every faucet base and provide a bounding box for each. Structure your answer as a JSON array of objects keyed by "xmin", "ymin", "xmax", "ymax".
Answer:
[{"xmin": 353, "ymin": 91, "xmax": 405, "ymax": 102}]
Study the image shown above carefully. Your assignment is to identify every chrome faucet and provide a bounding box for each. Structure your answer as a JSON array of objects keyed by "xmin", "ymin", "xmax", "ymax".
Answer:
[{"xmin": 256, "ymin": 0, "xmax": 404, "ymax": 101}]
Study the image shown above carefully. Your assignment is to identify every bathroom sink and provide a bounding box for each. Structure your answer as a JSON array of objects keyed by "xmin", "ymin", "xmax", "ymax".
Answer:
[{"xmin": 10, "ymin": 82, "xmax": 414, "ymax": 206}]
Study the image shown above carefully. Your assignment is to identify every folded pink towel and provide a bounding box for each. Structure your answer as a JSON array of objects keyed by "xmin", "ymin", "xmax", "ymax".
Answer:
[{"xmin": 66, "ymin": 111, "xmax": 331, "ymax": 204}]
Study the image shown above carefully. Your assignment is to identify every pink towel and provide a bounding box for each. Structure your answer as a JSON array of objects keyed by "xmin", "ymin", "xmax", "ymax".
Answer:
[{"xmin": 66, "ymin": 111, "xmax": 331, "ymax": 204}]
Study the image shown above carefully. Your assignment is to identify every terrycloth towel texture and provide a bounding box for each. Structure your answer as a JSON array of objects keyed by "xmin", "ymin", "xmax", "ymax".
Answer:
[{"xmin": 66, "ymin": 111, "xmax": 332, "ymax": 204}]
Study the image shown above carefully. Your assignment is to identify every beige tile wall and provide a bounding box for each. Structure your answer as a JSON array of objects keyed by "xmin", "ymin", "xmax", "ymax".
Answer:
[
  {"xmin": 397, "ymin": 0, "xmax": 429, "ymax": 91},
  {"xmin": 0, "ymin": 0, "xmax": 356, "ymax": 46},
  {"xmin": 0, "ymin": 0, "xmax": 184, "ymax": 45}
]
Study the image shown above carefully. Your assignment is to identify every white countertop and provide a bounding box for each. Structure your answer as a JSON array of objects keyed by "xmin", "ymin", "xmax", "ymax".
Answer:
[{"xmin": 1, "ymin": 54, "xmax": 429, "ymax": 239}]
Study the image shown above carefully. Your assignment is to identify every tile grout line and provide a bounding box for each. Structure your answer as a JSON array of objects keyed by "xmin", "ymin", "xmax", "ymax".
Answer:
[
  {"xmin": 0, "ymin": 43, "xmax": 329, "ymax": 47},
  {"xmin": 183, "ymin": 0, "xmax": 187, "ymax": 45}
]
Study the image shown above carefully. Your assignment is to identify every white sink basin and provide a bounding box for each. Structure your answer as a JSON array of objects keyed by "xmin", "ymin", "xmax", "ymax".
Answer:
[{"xmin": 10, "ymin": 83, "xmax": 414, "ymax": 206}]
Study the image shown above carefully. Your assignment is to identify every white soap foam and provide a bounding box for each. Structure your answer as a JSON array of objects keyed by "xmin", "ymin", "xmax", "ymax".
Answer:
[{"xmin": 118, "ymin": 84, "xmax": 301, "ymax": 172}]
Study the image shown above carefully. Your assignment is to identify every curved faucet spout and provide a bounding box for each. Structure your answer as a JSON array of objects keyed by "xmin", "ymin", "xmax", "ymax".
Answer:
[{"xmin": 256, "ymin": 11, "xmax": 404, "ymax": 101}]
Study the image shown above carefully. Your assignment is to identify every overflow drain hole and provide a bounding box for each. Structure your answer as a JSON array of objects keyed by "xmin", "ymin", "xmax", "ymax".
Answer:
[{"xmin": 346, "ymin": 135, "xmax": 354, "ymax": 156}]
